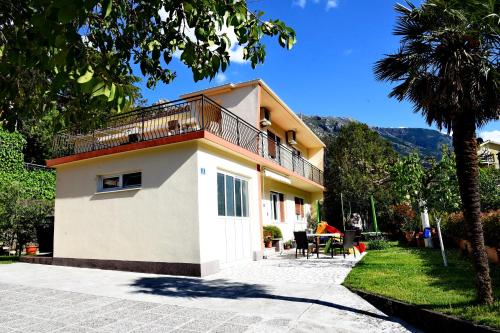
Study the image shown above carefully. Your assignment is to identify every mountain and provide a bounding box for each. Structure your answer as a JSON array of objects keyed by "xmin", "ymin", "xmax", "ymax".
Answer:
[{"xmin": 300, "ymin": 115, "xmax": 452, "ymax": 158}]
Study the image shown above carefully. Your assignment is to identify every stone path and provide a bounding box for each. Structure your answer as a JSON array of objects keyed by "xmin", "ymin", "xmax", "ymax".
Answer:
[{"xmin": 0, "ymin": 252, "xmax": 419, "ymax": 332}]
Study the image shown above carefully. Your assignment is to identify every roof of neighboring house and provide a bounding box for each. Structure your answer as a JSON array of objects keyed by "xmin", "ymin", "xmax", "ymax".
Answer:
[
  {"xmin": 181, "ymin": 79, "xmax": 325, "ymax": 148},
  {"xmin": 479, "ymin": 140, "xmax": 500, "ymax": 150}
]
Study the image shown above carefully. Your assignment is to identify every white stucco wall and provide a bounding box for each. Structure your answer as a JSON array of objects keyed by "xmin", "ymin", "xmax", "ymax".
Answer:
[
  {"xmin": 53, "ymin": 142, "xmax": 201, "ymax": 264},
  {"xmin": 262, "ymin": 177, "xmax": 315, "ymax": 241},
  {"xmin": 208, "ymin": 85, "xmax": 259, "ymax": 127},
  {"xmin": 196, "ymin": 142, "xmax": 261, "ymax": 267}
]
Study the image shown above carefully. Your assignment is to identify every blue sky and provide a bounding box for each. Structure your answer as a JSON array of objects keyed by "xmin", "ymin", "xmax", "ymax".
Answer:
[{"xmin": 135, "ymin": 0, "xmax": 499, "ymax": 140}]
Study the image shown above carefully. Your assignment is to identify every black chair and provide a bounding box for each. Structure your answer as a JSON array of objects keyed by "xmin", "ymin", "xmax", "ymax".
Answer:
[
  {"xmin": 354, "ymin": 228, "xmax": 362, "ymax": 246},
  {"xmin": 294, "ymin": 231, "xmax": 314, "ymax": 259},
  {"xmin": 330, "ymin": 230, "xmax": 357, "ymax": 258}
]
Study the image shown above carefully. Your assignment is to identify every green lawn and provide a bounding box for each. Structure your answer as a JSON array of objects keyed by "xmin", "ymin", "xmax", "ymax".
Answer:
[{"xmin": 343, "ymin": 243, "xmax": 500, "ymax": 329}]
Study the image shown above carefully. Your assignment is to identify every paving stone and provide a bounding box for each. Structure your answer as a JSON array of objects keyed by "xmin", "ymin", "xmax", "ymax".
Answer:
[
  {"xmin": 56, "ymin": 325, "xmax": 97, "ymax": 333},
  {"xmin": 130, "ymin": 324, "xmax": 173, "ymax": 333},
  {"xmin": 127, "ymin": 301, "xmax": 162, "ymax": 311},
  {"xmin": 129, "ymin": 310, "xmax": 165, "ymax": 323},
  {"xmin": 175, "ymin": 308, "xmax": 211, "ymax": 318},
  {"xmin": 150, "ymin": 304, "xmax": 186, "ymax": 316},
  {"xmin": 196, "ymin": 310, "xmax": 236, "ymax": 322},
  {"xmin": 154, "ymin": 315, "xmax": 193, "ymax": 328},
  {"xmin": 230, "ymin": 315, "xmax": 263, "ymax": 326},
  {"xmin": 22, "ymin": 319, "xmax": 68, "ymax": 332},
  {"xmin": 96, "ymin": 319, "xmax": 145, "ymax": 333},
  {"xmin": 105, "ymin": 307, "xmax": 148, "ymax": 319},
  {"xmin": 78, "ymin": 316, "xmax": 118, "ymax": 329},
  {"xmin": 178, "ymin": 319, "xmax": 221, "ymax": 332},
  {"xmin": 211, "ymin": 323, "xmax": 249, "ymax": 333},
  {"xmin": 260, "ymin": 318, "xmax": 292, "ymax": 327}
]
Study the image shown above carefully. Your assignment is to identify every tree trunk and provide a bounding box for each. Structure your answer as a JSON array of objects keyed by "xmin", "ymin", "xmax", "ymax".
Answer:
[{"xmin": 452, "ymin": 116, "xmax": 493, "ymax": 305}]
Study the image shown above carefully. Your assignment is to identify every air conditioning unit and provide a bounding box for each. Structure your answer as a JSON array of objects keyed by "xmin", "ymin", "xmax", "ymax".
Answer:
[
  {"xmin": 286, "ymin": 130, "xmax": 297, "ymax": 146},
  {"xmin": 260, "ymin": 108, "xmax": 272, "ymax": 128}
]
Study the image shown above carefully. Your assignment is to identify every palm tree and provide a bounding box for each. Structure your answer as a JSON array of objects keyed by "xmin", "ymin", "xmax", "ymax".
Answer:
[{"xmin": 374, "ymin": 0, "xmax": 499, "ymax": 305}]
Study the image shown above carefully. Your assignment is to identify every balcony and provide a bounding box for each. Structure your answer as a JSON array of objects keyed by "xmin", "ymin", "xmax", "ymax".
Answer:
[{"xmin": 52, "ymin": 95, "xmax": 324, "ymax": 186}]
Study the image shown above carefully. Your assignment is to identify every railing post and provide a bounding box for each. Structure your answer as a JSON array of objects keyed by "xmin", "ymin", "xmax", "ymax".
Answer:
[
  {"xmin": 201, "ymin": 96, "xmax": 205, "ymax": 130},
  {"xmin": 141, "ymin": 110, "xmax": 145, "ymax": 141},
  {"xmin": 236, "ymin": 117, "xmax": 240, "ymax": 146}
]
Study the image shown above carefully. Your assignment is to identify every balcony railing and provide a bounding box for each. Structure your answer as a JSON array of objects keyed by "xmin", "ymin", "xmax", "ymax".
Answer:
[{"xmin": 52, "ymin": 95, "xmax": 324, "ymax": 186}]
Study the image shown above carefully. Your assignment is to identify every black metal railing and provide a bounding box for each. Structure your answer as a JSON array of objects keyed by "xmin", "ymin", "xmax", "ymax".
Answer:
[{"xmin": 53, "ymin": 95, "xmax": 324, "ymax": 185}]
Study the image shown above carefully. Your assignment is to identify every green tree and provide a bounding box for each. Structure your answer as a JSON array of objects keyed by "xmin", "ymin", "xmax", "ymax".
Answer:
[
  {"xmin": 0, "ymin": 181, "xmax": 52, "ymax": 256},
  {"xmin": 374, "ymin": 0, "xmax": 499, "ymax": 303},
  {"xmin": 390, "ymin": 146, "xmax": 461, "ymax": 219},
  {"xmin": 479, "ymin": 168, "xmax": 500, "ymax": 211},
  {"xmin": 323, "ymin": 123, "xmax": 398, "ymax": 231},
  {"xmin": 0, "ymin": 0, "xmax": 295, "ymax": 118}
]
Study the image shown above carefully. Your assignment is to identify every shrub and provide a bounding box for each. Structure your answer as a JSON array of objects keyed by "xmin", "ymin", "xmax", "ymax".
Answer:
[
  {"xmin": 263, "ymin": 225, "xmax": 282, "ymax": 239},
  {"xmin": 442, "ymin": 210, "xmax": 500, "ymax": 248},
  {"xmin": 368, "ymin": 239, "xmax": 391, "ymax": 250}
]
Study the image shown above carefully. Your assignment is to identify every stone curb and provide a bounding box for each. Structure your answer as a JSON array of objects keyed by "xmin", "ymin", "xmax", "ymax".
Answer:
[{"xmin": 346, "ymin": 287, "xmax": 499, "ymax": 333}]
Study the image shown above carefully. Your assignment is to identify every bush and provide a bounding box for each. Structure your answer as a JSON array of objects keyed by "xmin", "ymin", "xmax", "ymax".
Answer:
[
  {"xmin": 442, "ymin": 210, "xmax": 500, "ymax": 248},
  {"xmin": 263, "ymin": 225, "xmax": 282, "ymax": 239},
  {"xmin": 368, "ymin": 239, "xmax": 391, "ymax": 250}
]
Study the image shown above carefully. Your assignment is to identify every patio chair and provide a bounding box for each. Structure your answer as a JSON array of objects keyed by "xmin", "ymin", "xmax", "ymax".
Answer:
[
  {"xmin": 330, "ymin": 230, "xmax": 357, "ymax": 258},
  {"xmin": 294, "ymin": 231, "xmax": 315, "ymax": 259}
]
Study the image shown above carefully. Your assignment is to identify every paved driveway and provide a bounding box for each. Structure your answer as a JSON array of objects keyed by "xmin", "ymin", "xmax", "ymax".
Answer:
[{"xmin": 0, "ymin": 252, "xmax": 418, "ymax": 332}]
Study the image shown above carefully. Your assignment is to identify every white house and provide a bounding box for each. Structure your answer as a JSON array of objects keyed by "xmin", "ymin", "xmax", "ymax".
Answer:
[{"xmin": 47, "ymin": 79, "xmax": 325, "ymax": 276}]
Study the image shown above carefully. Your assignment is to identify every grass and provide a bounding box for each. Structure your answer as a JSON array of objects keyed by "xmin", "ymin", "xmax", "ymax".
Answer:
[
  {"xmin": 343, "ymin": 242, "xmax": 500, "ymax": 329},
  {"xmin": 0, "ymin": 255, "xmax": 19, "ymax": 264}
]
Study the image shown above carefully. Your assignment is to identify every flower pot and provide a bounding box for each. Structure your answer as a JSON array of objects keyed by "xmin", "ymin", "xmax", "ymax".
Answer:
[
  {"xmin": 25, "ymin": 246, "xmax": 38, "ymax": 255},
  {"xmin": 404, "ymin": 231, "xmax": 415, "ymax": 244},
  {"xmin": 486, "ymin": 246, "xmax": 499, "ymax": 264},
  {"xmin": 265, "ymin": 241, "xmax": 272, "ymax": 248}
]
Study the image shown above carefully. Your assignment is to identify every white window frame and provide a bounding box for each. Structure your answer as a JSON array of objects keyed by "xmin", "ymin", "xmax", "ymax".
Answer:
[
  {"xmin": 217, "ymin": 171, "xmax": 250, "ymax": 218},
  {"xmin": 98, "ymin": 172, "xmax": 142, "ymax": 192}
]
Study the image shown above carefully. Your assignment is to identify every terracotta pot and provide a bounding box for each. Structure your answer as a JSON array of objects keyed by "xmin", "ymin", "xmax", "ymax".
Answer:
[
  {"xmin": 25, "ymin": 246, "xmax": 38, "ymax": 255},
  {"xmin": 486, "ymin": 246, "xmax": 499, "ymax": 264},
  {"xmin": 404, "ymin": 231, "xmax": 415, "ymax": 243},
  {"xmin": 265, "ymin": 241, "xmax": 272, "ymax": 248}
]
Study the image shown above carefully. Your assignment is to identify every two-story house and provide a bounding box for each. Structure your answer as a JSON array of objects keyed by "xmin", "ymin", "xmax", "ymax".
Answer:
[{"xmin": 47, "ymin": 79, "xmax": 325, "ymax": 276}]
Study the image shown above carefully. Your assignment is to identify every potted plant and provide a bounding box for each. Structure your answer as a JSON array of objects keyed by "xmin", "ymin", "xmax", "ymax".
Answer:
[
  {"xmin": 25, "ymin": 242, "xmax": 38, "ymax": 255},
  {"xmin": 283, "ymin": 240, "xmax": 293, "ymax": 250}
]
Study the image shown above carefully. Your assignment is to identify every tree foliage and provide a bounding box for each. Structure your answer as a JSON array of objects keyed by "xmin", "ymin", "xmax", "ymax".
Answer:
[
  {"xmin": 376, "ymin": 0, "xmax": 499, "ymax": 304},
  {"xmin": 479, "ymin": 168, "xmax": 500, "ymax": 211},
  {"xmin": 323, "ymin": 123, "xmax": 398, "ymax": 230},
  {"xmin": 0, "ymin": 0, "xmax": 296, "ymax": 115},
  {"xmin": 0, "ymin": 128, "xmax": 55, "ymax": 251},
  {"xmin": 389, "ymin": 146, "xmax": 461, "ymax": 219}
]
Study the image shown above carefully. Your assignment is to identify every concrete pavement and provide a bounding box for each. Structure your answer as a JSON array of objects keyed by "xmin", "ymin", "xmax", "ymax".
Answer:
[{"xmin": 0, "ymin": 252, "xmax": 418, "ymax": 332}]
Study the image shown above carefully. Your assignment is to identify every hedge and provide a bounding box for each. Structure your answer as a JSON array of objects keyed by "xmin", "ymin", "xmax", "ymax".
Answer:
[{"xmin": 442, "ymin": 210, "xmax": 500, "ymax": 248}]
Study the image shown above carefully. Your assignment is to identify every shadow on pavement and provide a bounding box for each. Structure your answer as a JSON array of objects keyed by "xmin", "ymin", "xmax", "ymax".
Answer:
[{"xmin": 131, "ymin": 276, "xmax": 411, "ymax": 325}]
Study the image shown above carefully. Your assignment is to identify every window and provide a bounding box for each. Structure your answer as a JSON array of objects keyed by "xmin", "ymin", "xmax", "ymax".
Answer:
[
  {"xmin": 271, "ymin": 192, "xmax": 285, "ymax": 222},
  {"xmin": 98, "ymin": 172, "xmax": 142, "ymax": 192},
  {"xmin": 295, "ymin": 197, "xmax": 305, "ymax": 220},
  {"xmin": 217, "ymin": 172, "xmax": 249, "ymax": 217}
]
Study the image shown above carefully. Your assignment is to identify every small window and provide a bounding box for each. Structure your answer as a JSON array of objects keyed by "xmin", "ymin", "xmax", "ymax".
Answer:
[
  {"xmin": 98, "ymin": 172, "xmax": 142, "ymax": 192},
  {"xmin": 123, "ymin": 172, "xmax": 142, "ymax": 188},
  {"xmin": 102, "ymin": 176, "xmax": 120, "ymax": 190}
]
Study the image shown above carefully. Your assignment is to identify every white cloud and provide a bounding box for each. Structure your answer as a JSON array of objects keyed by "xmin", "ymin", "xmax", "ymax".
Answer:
[
  {"xmin": 215, "ymin": 73, "xmax": 227, "ymax": 84},
  {"xmin": 479, "ymin": 130, "xmax": 500, "ymax": 143},
  {"xmin": 326, "ymin": 0, "xmax": 338, "ymax": 10},
  {"xmin": 293, "ymin": 0, "xmax": 307, "ymax": 8}
]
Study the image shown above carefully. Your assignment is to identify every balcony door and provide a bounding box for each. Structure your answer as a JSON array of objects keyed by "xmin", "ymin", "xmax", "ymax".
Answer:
[{"xmin": 267, "ymin": 130, "xmax": 280, "ymax": 162}]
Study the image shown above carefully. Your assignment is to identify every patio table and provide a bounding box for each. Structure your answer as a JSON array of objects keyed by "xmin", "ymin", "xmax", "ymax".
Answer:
[{"xmin": 307, "ymin": 233, "xmax": 342, "ymax": 258}]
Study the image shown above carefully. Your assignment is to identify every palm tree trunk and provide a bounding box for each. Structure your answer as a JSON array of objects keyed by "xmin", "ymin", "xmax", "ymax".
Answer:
[{"xmin": 452, "ymin": 115, "xmax": 493, "ymax": 305}]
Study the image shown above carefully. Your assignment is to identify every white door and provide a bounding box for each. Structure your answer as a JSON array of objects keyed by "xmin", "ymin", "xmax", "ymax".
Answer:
[{"xmin": 217, "ymin": 172, "xmax": 252, "ymax": 265}]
